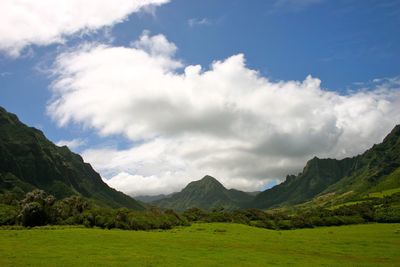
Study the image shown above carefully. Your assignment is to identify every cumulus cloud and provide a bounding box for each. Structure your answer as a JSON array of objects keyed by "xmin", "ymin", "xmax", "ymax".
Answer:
[
  {"xmin": 48, "ymin": 32, "xmax": 400, "ymax": 196},
  {"xmin": 0, "ymin": 0, "xmax": 169, "ymax": 57},
  {"xmin": 56, "ymin": 138, "xmax": 86, "ymax": 150}
]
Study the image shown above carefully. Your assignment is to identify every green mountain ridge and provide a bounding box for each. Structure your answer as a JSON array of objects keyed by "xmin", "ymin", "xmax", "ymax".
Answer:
[
  {"xmin": 252, "ymin": 125, "xmax": 400, "ymax": 209},
  {"xmin": 0, "ymin": 106, "xmax": 144, "ymax": 210},
  {"xmin": 154, "ymin": 175, "xmax": 254, "ymax": 211}
]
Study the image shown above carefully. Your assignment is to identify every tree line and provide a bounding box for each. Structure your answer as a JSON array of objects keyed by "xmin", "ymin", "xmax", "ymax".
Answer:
[{"xmin": 1, "ymin": 189, "xmax": 399, "ymax": 230}]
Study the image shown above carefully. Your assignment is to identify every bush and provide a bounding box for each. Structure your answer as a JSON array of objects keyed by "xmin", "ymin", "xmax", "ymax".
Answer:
[
  {"xmin": 276, "ymin": 220, "xmax": 293, "ymax": 230},
  {"xmin": 19, "ymin": 202, "xmax": 46, "ymax": 227},
  {"xmin": 183, "ymin": 207, "xmax": 207, "ymax": 221},
  {"xmin": 17, "ymin": 190, "xmax": 57, "ymax": 226},
  {"xmin": 374, "ymin": 206, "xmax": 400, "ymax": 223},
  {"xmin": 0, "ymin": 204, "xmax": 18, "ymax": 225}
]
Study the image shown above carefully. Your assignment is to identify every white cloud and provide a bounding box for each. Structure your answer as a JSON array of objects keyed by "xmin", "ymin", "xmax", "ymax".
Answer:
[
  {"xmin": 56, "ymin": 138, "xmax": 86, "ymax": 150},
  {"xmin": 48, "ymin": 32, "xmax": 400, "ymax": 196},
  {"xmin": 188, "ymin": 18, "xmax": 211, "ymax": 27},
  {"xmin": 132, "ymin": 30, "xmax": 179, "ymax": 58},
  {"xmin": 0, "ymin": 0, "xmax": 169, "ymax": 57}
]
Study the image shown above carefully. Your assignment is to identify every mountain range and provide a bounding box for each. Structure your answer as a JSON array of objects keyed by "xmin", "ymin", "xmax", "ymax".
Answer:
[
  {"xmin": 153, "ymin": 125, "xmax": 400, "ymax": 210},
  {"xmin": 0, "ymin": 105, "xmax": 399, "ymax": 212}
]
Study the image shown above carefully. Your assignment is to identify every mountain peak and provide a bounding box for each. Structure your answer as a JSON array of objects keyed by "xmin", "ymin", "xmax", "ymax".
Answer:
[
  {"xmin": 0, "ymin": 107, "xmax": 20, "ymax": 125},
  {"xmin": 186, "ymin": 175, "xmax": 224, "ymax": 190},
  {"xmin": 200, "ymin": 175, "xmax": 220, "ymax": 183},
  {"xmin": 383, "ymin": 124, "xmax": 400, "ymax": 144}
]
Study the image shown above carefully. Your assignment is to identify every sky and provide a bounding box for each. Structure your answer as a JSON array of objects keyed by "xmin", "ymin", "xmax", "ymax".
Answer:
[{"xmin": 1, "ymin": 0, "xmax": 400, "ymax": 196}]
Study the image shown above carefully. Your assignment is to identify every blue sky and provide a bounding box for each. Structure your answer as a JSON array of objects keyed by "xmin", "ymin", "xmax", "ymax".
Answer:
[{"xmin": 1, "ymin": 0, "xmax": 400, "ymax": 195}]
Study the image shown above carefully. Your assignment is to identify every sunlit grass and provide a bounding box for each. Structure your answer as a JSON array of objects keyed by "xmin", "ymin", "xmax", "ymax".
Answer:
[
  {"xmin": 366, "ymin": 188, "xmax": 400, "ymax": 198},
  {"xmin": 1, "ymin": 223, "xmax": 399, "ymax": 266}
]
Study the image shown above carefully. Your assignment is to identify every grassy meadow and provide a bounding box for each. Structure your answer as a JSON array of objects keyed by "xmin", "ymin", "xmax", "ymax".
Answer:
[{"xmin": 1, "ymin": 223, "xmax": 399, "ymax": 266}]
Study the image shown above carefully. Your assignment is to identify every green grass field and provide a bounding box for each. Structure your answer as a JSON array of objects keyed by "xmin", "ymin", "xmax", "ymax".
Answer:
[{"xmin": 1, "ymin": 223, "xmax": 399, "ymax": 266}]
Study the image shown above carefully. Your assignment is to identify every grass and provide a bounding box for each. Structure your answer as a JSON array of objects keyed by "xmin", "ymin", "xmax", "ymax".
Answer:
[
  {"xmin": 327, "ymin": 200, "xmax": 367, "ymax": 210},
  {"xmin": 366, "ymin": 188, "xmax": 400, "ymax": 198},
  {"xmin": 0, "ymin": 223, "xmax": 399, "ymax": 266}
]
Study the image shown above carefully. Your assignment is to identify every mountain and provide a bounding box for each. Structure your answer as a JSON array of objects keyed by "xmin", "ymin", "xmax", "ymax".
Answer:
[
  {"xmin": 135, "ymin": 194, "xmax": 172, "ymax": 203},
  {"xmin": 252, "ymin": 125, "xmax": 400, "ymax": 209},
  {"xmin": 0, "ymin": 106, "xmax": 144, "ymax": 210},
  {"xmin": 245, "ymin": 191, "xmax": 261, "ymax": 196},
  {"xmin": 154, "ymin": 175, "xmax": 254, "ymax": 211},
  {"xmin": 319, "ymin": 125, "xmax": 400, "ymax": 198}
]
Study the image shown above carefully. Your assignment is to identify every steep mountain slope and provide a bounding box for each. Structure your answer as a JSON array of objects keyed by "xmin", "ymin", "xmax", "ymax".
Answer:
[
  {"xmin": 252, "ymin": 125, "xmax": 400, "ymax": 209},
  {"xmin": 323, "ymin": 125, "xmax": 400, "ymax": 194},
  {"xmin": 0, "ymin": 106, "xmax": 144, "ymax": 210},
  {"xmin": 251, "ymin": 157, "xmax": 357, "ymax": 208},
  {"xmin": 154, "ymin": 175, "xmax": 254, "ymax": 211}
]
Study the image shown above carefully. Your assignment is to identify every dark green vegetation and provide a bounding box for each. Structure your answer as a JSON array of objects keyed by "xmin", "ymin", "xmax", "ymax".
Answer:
[
  {"xmin": 0, "ymin": 189, "xmax": 187, "ymax": 230},
  {"xmin": 1, "ymin": 223, "xmax": 399, "ymax": 266},
  {"xmin": 154, "ymin": 175, "xmax": 254, "ymax": 211},
  {"xmin": 0, "ymin": 106, "xmax": 143, "ymax": 210},
  {"xmin": 1, "ymin": 187, "xmax": 399, "ymax": 231},
  {"xmin": 252, "ymin": 125, "xmax": 400, "ymax": 209}
]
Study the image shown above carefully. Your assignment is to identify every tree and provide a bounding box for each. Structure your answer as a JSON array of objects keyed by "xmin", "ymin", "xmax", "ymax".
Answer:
[
  {"xmin": 19, "ymin": 202, "xmax": 46, "ymax": 226},
  {"xmin": 18, "ymin": 189, "xmax": 55, "ymax": 226}
]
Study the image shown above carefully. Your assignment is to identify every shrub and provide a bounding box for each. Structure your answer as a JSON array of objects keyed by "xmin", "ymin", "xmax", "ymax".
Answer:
[
  {"xmin": 374, "ymin": 207, "xmax": 400, "ymax": 223},
  {"xmin": 0, "ymin": 204, "xmax": 18, "ymax": 225},
  {"xmin": 19, "ymin": 202, "xmax": 46, "ymax": 227}
]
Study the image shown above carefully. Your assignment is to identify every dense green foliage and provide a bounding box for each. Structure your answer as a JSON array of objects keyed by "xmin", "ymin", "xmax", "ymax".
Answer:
[
  {"xmin": 0, "ymin": 106, "xmax": 143, "ymax": 210},
  {"xmin": 252, "ymin": 125, "xmax": 400, "ymax": 209},
  {"xmin": 0, "ymin": 189, "xmax": 188, "ymax": 230},
  {"xmin": 154, "ymin": 175, "xmax": 254, "ymax": 211},
  {"xmin": 1, "ymin": 223, "xmax": 399, "ymax": 266},
  {"xmin": 2, "ymin": 188, "xmax": 398, "ymax": 231}
]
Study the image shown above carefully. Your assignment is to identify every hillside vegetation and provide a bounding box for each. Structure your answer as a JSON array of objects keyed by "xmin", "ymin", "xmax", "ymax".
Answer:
[{"xmin": 0, "ymin": 107, "xmax": 143, "ymax": 210}]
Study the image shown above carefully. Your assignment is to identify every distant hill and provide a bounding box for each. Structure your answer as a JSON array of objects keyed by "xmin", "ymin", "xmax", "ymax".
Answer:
[
  {"xmin": 252, "ymin": 125, "xmax": 400, "ymax": 209},
  {"xmin": 154, "ymin": 175, "xmax": 254, "ymax": 211},
  {"xmin": 135, "ymin": 194, "xmax": 172, "ymax": 203},
  {"xmin": 0, "ymin": 106, "xmax": 144, "ymax": 210}
]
